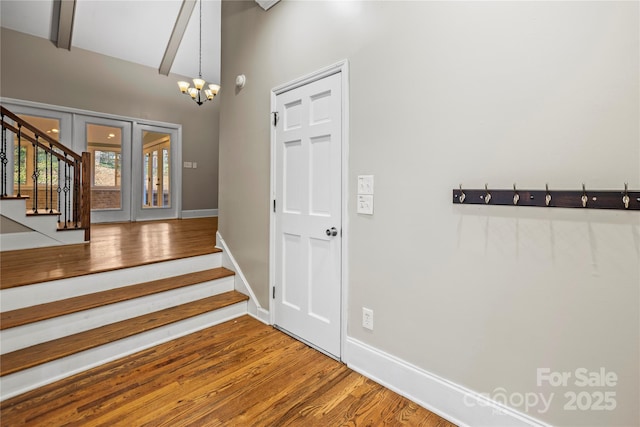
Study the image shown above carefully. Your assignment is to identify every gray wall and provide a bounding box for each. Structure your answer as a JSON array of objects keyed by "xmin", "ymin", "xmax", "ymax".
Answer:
[
  {"xmin": 1, "ymin": 28, "xmax": 219, "ymax": 211},
  {"xmin": 219, "ymin": 1, "xmax": 639, "ymax": 426},
  {"xmin": 0, "ymin": 215, "xmax": 31, "ymax": 233}
]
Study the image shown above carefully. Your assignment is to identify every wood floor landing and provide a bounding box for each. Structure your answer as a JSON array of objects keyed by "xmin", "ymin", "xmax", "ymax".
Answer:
[
  {"xmin": 0, "ymin": 217, "xmax": 219, "ymax": 289},
  {"xmin": 1, "ymin": 316, "xmax": 456, "ymax": 426}
]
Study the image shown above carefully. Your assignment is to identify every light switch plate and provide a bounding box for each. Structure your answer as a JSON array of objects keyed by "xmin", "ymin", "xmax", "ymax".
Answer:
[
  {"xmin": 183, "ymin": 161, "xmax": 193, "ymax": 168},
  {"xmin": 357, "ymin": 175, "xmax": 374, "ymax": 195},
  {"xmin": 357, "ymin": 195, "xmax": 374, "ymax": 215}
]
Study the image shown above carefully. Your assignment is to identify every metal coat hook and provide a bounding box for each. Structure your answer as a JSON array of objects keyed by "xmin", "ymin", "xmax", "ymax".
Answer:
[
  {"xmin": 545, "ymin": 183, "xmax": 552, "ymax": 206},
  {"xmin": 452, "ymin": 184, "xmax": 639, "ymax": 210}
]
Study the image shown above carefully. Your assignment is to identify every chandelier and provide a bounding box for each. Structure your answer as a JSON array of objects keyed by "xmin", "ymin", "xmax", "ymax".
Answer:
[{"xmin": 177, "ymin": 0, "xmax": 220, "ymax": 105}]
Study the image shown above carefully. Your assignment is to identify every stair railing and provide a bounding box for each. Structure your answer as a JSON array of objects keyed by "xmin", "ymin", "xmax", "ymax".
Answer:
[{"xmin": 0, "ymin": 106, "xmax": 91, "ymax": 241}]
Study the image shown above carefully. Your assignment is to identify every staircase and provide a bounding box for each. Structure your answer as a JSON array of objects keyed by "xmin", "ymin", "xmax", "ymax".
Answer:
[
  {"xmin": 0, "ymin": 107, "xmax": 250, "ymax": 402},
  {"xmin": 0, "ymin": 197, "xmax": 86, "ymax": 250},
  {"xmin": 1, "ymin": 105, "xmax": 90, "ymax": 250},
  {"xmin": 0, "ymin": 250, "xmax": 249, "ymax": 401}
]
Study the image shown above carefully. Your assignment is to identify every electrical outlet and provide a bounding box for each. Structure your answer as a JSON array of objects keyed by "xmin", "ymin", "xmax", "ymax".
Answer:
[{"xmin": 362, "ymin": 307, "xmax": 374, "ymax": 330}]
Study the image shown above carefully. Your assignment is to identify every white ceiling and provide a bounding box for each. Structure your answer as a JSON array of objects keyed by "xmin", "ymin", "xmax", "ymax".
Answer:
[{"xmin": 0, "ymin": 0, "xmax": 221, "ymax": 84}]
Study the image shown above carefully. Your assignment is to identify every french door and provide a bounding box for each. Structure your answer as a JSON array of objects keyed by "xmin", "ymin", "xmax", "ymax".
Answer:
[
  {"xmin": 75, "ymin": 116, "xmax": 132, "ymax": 223},
  {"xmin": 132, "ymin": 124, "xmax": 180, "ymax": 221},
  {"xmin": 75, "ymin": 116, "xmax": 179, "ymax": 222}
]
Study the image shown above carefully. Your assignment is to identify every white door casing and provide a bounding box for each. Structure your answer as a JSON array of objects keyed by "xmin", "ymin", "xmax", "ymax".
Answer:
[
  {"xmin": 273, "ymin": 72, "xmax": 343, "ymax": 358},
  {"xmin": 132, "ymin": 124, "xmax": 180, "ymax": 221},
  {"xmin": 74, "ymin": 115, "xmax": 132, "ymax": 223}
]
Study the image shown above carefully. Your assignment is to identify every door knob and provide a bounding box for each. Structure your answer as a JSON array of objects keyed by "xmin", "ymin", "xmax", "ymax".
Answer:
[{"xmin": 326, "ymin": 227, "xmax": 338, "ymax": 237}]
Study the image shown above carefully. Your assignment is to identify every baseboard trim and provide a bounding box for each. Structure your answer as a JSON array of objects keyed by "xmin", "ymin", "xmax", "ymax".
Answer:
[
  {"xmin": 181, "ymin": 209, "xmax": 218, "ymax": 218},
  {"xmin": 216, "ymin": 231, "xmax": 269, "ymax": 323},
  {"xmin": 345, "ymin": 337, "xmax": 550, "ymax": 427}
]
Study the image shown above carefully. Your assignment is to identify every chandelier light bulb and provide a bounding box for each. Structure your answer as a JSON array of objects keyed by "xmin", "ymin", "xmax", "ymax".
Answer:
[
  {"xmin": 177, "ymin": 81, "xmax": 190, "ymax": 93},
  {"xmin": 193, "ymin": 78, "xmax": 205, "ymax": 91},
  {"xmin": 208, "ymin": 84, "xmax": 220, "ymax": 95}
]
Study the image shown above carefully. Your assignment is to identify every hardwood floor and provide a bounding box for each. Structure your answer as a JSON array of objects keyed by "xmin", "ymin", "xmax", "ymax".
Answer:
[
  {"xmin": 0, "ymin": 217, "xmax": 219, "ymax": 289},
  {"xmin": 1, "ymin": 316, "xmax": 456, "ymax": 427}
]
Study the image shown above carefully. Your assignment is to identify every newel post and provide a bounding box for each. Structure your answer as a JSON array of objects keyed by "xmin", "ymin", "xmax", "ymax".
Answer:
[{"xmin": 81, "ymin": 151, "xmax": 91, "ymax": 241}]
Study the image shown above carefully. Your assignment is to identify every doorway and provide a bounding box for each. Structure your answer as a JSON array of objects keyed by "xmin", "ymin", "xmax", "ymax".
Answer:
[
  {"xmin": 271, "ymin": 62, "xmax": 348, "ymax": 360},
  {"xmin": 3, "ymin": 101, "xmax": 182, "ymax": 224},
  {"xmin": 75, "ymin": 116, "xmax": 132, "ymax": 223},
  {"xmin": 75, "ymin": 117, "xmax": 180, "ymax": 222},
  {"xmin": 132, "ymin": 125, "xmax": 180, "ymax": 221}
]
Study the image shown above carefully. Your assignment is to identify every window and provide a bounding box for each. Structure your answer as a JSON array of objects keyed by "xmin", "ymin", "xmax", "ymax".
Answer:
[
  {"xmin": 13, "ymin": 145, "xmax": 27, "ymax": 185},
  {"xmin": 93, "ymin": 150, "xmax": 121, "ymax": 187}
]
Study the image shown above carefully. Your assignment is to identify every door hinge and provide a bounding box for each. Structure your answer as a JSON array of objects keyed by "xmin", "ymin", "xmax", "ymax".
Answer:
[
  {"xmin": 273, "ymin": 199, "xmax": 276, "ymax": 213},
  {"xmin": 272, "ymin": 286, "xmax": 276, "ymax": 299},
  {"xmin": 272, "ymin": 112, "xmax": 279, "ymax": 127}
]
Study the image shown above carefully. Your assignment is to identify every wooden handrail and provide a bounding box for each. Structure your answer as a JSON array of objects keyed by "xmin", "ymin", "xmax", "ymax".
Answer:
[
  {"xmin": 1, "ymin": 121, "xmax": 74, "ymax": 165},
  {"xmin": 0, "ymin": 106, "xmax": 81, "ymax": 162}
]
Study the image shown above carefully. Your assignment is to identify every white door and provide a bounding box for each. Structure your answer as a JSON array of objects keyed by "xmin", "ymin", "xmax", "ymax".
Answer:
[
  {"xmin": 274, "ymin": 72, "xmax": 342, "ymax": 358},
  {"xmin": 132, "ymin": 124, "xmax": 180, "ymax": 221},
  {"xmin": 74, "ymin": 115, "xmax": 132, "ymax": 223}
]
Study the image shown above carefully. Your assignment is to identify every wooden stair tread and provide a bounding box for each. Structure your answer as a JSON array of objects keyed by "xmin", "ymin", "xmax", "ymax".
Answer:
[
  {"xmin": 0, "ymin": 290, "xmax": 249, "ymax": 377},
  {"xmin": 26, "ymin": 209, "xmax": 60, "ymax": 216},
  {"xmin": 0, "ymin": 268, "xmax": 236, "ymax": 330},
  {"xmin": 56, "ymin": 221, "xmax": 86, "ymax": 231},
  {"xmin": 0, "ymin": 195, "xmax": 29, "ymax": 200}
]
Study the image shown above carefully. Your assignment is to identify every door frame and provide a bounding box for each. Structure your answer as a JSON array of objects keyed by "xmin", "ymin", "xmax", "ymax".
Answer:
[
  {"xmin": 269, "ymin": 60, "xmax": 350, "ymax": 361},
  {"xmin": 74, "ymin": 114, "xmax": 133, "ymax": 223},
  {"xmin": 132, "ymin": 123, "xmax": 181, "ymax": 221}
]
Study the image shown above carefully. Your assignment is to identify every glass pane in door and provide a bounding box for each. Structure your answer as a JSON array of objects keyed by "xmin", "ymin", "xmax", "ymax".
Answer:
[
  {"xmin": 87, "ymin": 124, "xmax": 122, "ymax": 210},
  {"xmin": 162, "ymin": 148, "xmax": 170, "ymax": 207},
  {"xmin": 14, "ymin": 115, "xmax": 60, "ymax": 209},
  {"xmin": 142, "ymin": 131, "xmax": 171, "ymax": 208}
]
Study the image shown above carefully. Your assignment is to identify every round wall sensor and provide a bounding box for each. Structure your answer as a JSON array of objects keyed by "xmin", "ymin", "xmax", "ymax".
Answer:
[{"xmin": 235, "ymin": 74, "xmax": 246, "ymax": 89}]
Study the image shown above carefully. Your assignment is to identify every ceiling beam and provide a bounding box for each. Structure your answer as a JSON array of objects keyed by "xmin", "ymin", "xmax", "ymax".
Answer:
[
  {"xmin": 56, "ymin": 0, "xmax": 76, "ymax": 50},
  {"xmin": 159, "ymin": 0, "xmax": 197, "ymax": 76}
]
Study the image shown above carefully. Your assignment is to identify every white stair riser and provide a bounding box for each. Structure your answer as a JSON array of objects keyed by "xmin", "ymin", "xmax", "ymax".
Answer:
[
  {"xmin": 1, "ymin": 199, "xmax": 84, "ymax": 248},
  {"xmin": 0, "ymin": 229, "xmax": 85, "ymax": 251},
  {"xmin": 0, "ymin": 199, "xmax": 27, "ymax": 218},
  {"xmin": 0, "ymin": 276, "xmax": 235, "ymax": 354},
  {"xmin": 0, "ymin": 252, "xmax": 222, "ymax": 311},
  {"xmin": 47, "ymin": 228, "xmax": 85, "ymax": 244},
  {"xmin": 1, "ymin": 199, "xmax": 57, "ymax": 232},
  {"xmin": 0, "ymin": 302, "xmax": 247, "ymax": 402},
  {"xmin": 0, "ymin": 232, "xmax": 61, "ymax": 251}
]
